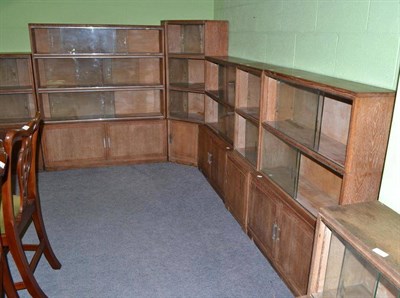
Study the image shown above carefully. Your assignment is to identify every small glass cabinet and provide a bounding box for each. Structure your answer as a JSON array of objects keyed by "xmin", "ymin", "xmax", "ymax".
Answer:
[{"xmin": 308, "ymin": 201, "xmax": 400, "ymax": 298}]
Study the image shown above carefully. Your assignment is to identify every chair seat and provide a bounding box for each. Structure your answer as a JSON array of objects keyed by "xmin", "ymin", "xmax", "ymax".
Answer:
[{"xmin": 0, "ymin": 195, "xmax": 21, "ymax": 233}]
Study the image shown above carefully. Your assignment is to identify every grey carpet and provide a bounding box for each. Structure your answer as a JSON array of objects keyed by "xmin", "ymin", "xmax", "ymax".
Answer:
[{"xmin": 14, "ymin": 162, "xmax": 293, "ymax": 297}]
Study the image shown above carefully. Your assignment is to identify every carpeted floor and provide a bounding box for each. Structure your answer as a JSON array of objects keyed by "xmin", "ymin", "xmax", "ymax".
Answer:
[{"xmin": 14, "ymin": 162, "xmax": 293, "ymax": 297}]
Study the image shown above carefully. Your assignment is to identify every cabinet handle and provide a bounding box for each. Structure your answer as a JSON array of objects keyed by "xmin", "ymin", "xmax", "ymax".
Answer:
[
  {"xmin": 207, "ymin": 152, "xmax": 213, "ymax": 165},
  {"xmin": 103, "ymin": 138, "xmax": 106, "ymax": 149},
  {"xmin": 272, "ymin": 223, "xmax": 278, "ymax": 241},
  {"xmin": 168, "ymin": 134, "xmax": 173, "ymax": 144},
  {"xmin": 107, "ymin": 137, "xmax": 111, "ymax": 148},
  {"xmin": 276, "ymin": 225, "xmax": 280, "ymax": 241}
]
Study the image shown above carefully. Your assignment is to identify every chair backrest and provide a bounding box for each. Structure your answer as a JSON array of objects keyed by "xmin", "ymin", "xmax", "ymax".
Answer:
[
  {"xmin": 0, "ymin": 140, "xmax": 6, "ymax": 180},
  {"xmin": 2, "ymin": 112, "xmax": 41, "ymax": 226}
]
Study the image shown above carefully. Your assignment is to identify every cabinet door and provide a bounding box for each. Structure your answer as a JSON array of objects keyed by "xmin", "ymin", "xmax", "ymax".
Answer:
[
  {"xmin": 225, "ymin": 152, "xmax": 251, "ymax": 230},
  {"xmin": 107, "ymin": 120, "xmax": 167, "ymax": 162},
  {"xmin": 247, "ymin": 174, "xmax": 278, "ymax": 261},
  {"xmin": 198, "ymin": 125, "xmax": 212, "ymax": 178},
  {"xmin": 42, "ymin": 123, "xmax": 106, "ymax": 169},
  {"xmin": 168, "ymin": 120, "xmax": 198, "ymax": 166},
  {"xmin": 275, "ymin": 203, "xmax": 314, "ymax": 296},
  {"xmin": 210, "ymin": 134, "xmax": 230, "ymax": 197}
]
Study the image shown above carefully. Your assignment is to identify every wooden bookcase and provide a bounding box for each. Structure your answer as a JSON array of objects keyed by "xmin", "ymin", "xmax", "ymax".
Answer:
[
  {"xmin": 308, "ymin": 201, "xmax": 399, "ymax": 297},
  {"xmin": 259, "ymin": 70, "xmax": 394, "ymax": 216},
  {"xmin": 203, "ymin": 56, "xmax": 395, "ymax": 296},
  {"xmin": 0, "ymin": 53, "xmax": 37, "ymax": 137},
  {"xmin": 29, "ymin": 24, "xmax": 167, "ymax": 169},
  {"xmin": 163, "ymin": 20, "xmax": 228, "ymax": 165}
]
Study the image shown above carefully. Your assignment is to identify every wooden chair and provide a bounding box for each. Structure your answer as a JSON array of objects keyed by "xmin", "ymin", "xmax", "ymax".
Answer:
[
  {"xmin": 1, "ymin": 113, "xmax": 61, "ymax": 297},
  {"xmin": 0, "ymin": 140, "xmax": 18, "ymax": 298}
]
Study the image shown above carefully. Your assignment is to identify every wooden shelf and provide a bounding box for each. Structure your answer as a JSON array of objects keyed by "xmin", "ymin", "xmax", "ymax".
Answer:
[
  {"xmin": 205, "ymin": 91, "xmax": 235, "ymax": 109},
  {"xmin": 168, "ymin": 113, "xmax": 203, "ymax": 123},
  {"xmin": 262, "ymin": 122, "xmax": 345, "ymax": 174},
  {"xmin": 236, "ymin": 107, "xmax": 259, "ymax": 124},
  {"xmin": 169, "ymin": 83, "xmax": 205, "ymax": 93},
  {"xmin": 0, "ymin": 86, "xmax": 33, "ymax": 93},
  {"xmin": 38, "ymin": 85, "xmax": 164, "ymax": 93},
  {"xmin": 167, "ymin": 53, "xmax": 204, "ymax": 59},
  {"xmin": 43, "ymin": 113, "xmax": 164, "ymax": 122}
]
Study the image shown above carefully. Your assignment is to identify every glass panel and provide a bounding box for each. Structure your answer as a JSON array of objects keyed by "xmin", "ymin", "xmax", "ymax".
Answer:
[
  {"xmin": 236, "ymin": 115, "xmax": 258, "ymax": 167},
  {"xmin": 40, "ymin": 92, "xmax": 115, "ymax": 120},
  {"xmin": 322, "ymin": 233, "xmax": 346, "ymax": 297},
  {"xmin": 217, "ymin": 64, "xmax": 235, "ymax": 106},
  {"xmin": 0, "ymin": 94, "xmax": 36, "ymax": 122},
  {"xmin": 206, "ymin": 99, "xmax": 235, "ymax": 143},
  {"xmin": 41, "ymin": 90, "xmax": 163, "ymax": 120},
  {"xmin": 322, "ymin": 232, "xmax": 379, "ymax": 297},
  {"xmin": 169, "ymin": 90, "xmax": 204, "ymax": 122},
  {"xmin": 0, "ymin": 58, "xmax": 31, "ymax": 89},
  {"xmin": 167, "ymin": 24, "xmax": 204, "ymax": 54},
  {"xmin": 375, "ymin": 274, "xmax": 399, "ymax": 298},
  {"xmin": 297, "ymin": 155, "xmax": 342, "ymax": 217},
  {"xmin": 267, "ymin": 81, "xmax": 322, "ymax": 149},
  {"xmin": 237, "ymin": 70, "xmax": 261, "ymax": 120},
  {"xmin": 216, "ymin": 104, "xmax": 234, "ymax": 142},
  {"xmin": 168, "ymin": 58, "xmax": 204, "ymax": 90},
  {"xmin": 113, "ymin": 90, "xmax": 163, "ymax": 117},
  {"xmin": 318, "ymin": 96, "xmax": 351, "ymax": 166},
  {"xmin": 337, "ymin": 245, "xmax": 379, "ymax": 297},
  {"xmin": 36, "ymin": 58, "xmax": 162, "ymax": 88},
  {"xmin": 32, "ymin": 27, "xmax": 162, "ymax": 54},
  {"xmin": 261, "ymin": 129, "xmax": 299, "ymax": 197}
]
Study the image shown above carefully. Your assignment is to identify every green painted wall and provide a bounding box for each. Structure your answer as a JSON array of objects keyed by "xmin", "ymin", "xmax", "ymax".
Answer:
[
  {"xmin": 215, "ymin": 0, "xmax": 400, "ymax": 90},
  {"xmin": 214, "ymin": 0, "xmax": 400, "ymax": 212},
  {"xmin": 0, "ymin": 0, "xmax": 214, "ymax": 52}
]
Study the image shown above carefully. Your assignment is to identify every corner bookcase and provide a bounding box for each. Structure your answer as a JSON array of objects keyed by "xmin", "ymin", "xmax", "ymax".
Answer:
[
  {"xmin": 29, "ymin": 24, "xmax": 167, "ymax": 170},
  {"xmin": 162, "ymin": 20, "xmax": 228, "ymax": 165}
]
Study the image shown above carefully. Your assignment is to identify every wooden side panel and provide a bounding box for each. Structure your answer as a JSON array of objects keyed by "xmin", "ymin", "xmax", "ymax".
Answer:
[
  {"xmin": 107, "ymin": 120, "xmax": 167, "ymax": 162},
  {"xmin": 168, "ymin": 120, "xmax": 198, "ymax": 166},
  {"xmin": 204, "ymin": 21, "xmax": 228, "ymax": 56},
  {"xmin": 42, "ymin": 123, "xmax": 106, "ymax": 169},
  {"xmin": 341, "ymin": 96, "xmax": 395, "ymax": 204}
]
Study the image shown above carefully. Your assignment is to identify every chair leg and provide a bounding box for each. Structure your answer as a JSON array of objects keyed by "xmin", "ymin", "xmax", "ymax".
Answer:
[
  {"xmin": 7, "ymin": 230, "xmax": 47, "ymax": 298},
  {"xmin": 32, "ymin": 202, "xmax": 61, "ymax": 270},
  {"xmin": 1, "ymin": 250, "xmax": 18, "ymax": 298}
]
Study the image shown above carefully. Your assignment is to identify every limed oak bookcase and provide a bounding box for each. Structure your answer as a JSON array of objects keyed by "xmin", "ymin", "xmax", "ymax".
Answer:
[
  {"xmin": 201, "ymin": 56, "xmax": 395, "ymax": 296},
  {"xmin": 29, "ymin": 24, "xmax": 167, "ymax": 169}
]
